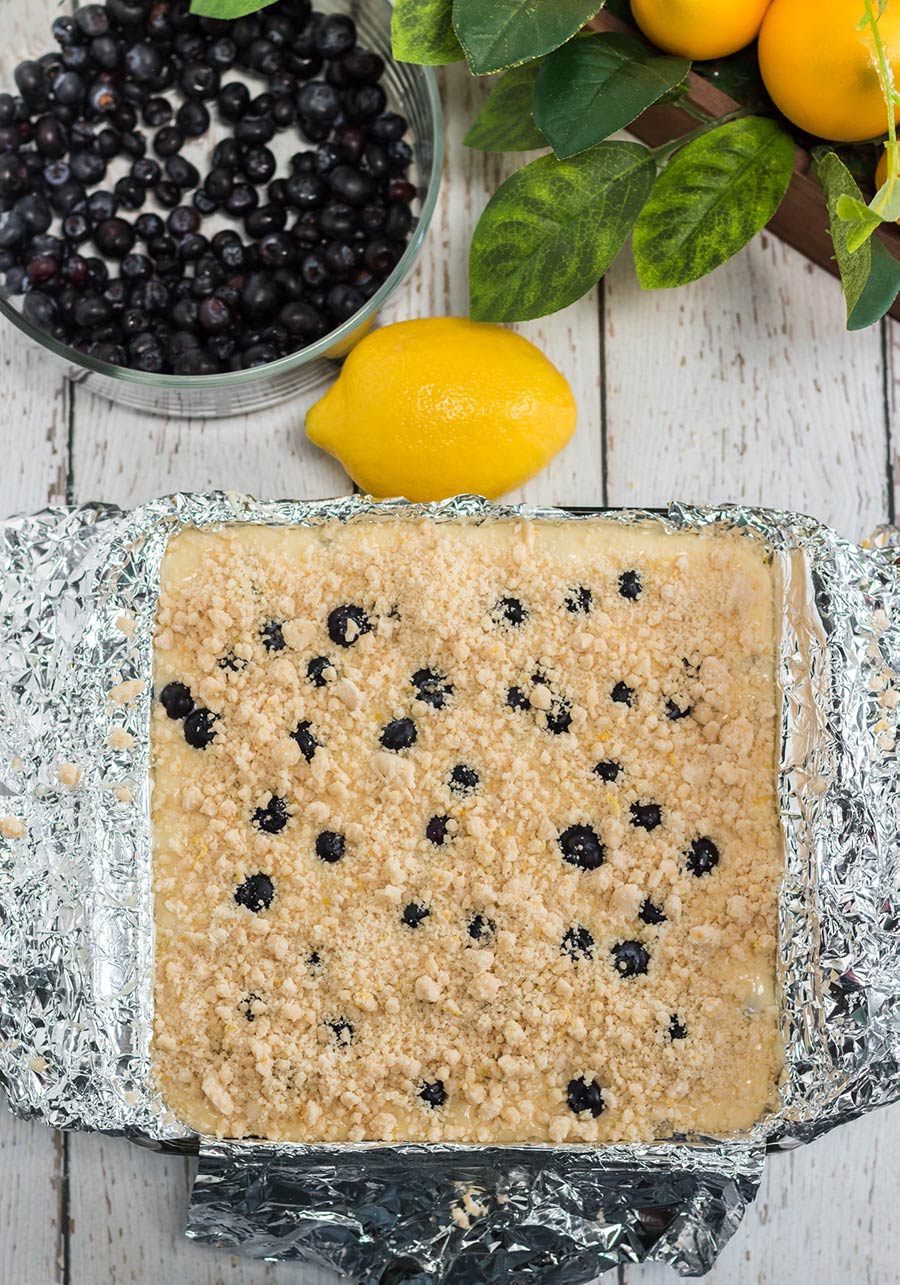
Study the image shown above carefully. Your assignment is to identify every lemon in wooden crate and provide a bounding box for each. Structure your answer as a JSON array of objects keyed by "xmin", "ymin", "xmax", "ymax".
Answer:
[
  {"xmin": 759, "ymin": 0, "xmax": 900, "ymax": 143},
  {"xmin": 305, "ymin": 318, "xmax": 576, "ymax": 501},
  {"xmin": 630, "ymin": 0, "xmax": 773, "ymax": 59}
]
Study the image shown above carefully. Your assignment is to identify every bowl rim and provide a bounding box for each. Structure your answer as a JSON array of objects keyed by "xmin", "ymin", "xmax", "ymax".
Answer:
[{"xmin": 0, "ymin": 65, "xmax": 443, "ymax": 389}]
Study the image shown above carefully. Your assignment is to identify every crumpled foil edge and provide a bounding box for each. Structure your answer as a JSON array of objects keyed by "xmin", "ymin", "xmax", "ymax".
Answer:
[{"xmin": 0, "ymin": 493, "xmax": 897, "ymax": 1281}]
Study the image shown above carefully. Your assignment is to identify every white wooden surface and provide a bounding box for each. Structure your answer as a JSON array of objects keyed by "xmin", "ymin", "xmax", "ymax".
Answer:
[{"xmin": 0, "ymin": 31, "xmax": 898, "ymax": 1285}]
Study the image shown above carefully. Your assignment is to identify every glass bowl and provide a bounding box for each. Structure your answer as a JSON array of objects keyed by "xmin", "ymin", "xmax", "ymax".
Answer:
[{"xmin": 0, "ymin": 0, "xmax": 442, "ymax": 418}]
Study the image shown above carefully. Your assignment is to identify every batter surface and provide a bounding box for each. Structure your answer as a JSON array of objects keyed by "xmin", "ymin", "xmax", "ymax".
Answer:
[{"xmin": 151, "ymin": 518, "xmax": 783, "ymax": 1142}]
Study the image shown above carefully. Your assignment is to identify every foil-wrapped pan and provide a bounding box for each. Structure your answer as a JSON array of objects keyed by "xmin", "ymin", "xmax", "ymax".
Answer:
[{"xmin": 0, "ymin": 494, "xmax": 897, "ymax": 1280}]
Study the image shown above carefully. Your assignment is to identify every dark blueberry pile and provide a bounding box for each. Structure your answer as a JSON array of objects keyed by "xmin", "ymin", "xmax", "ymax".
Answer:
[{"xmin": 0, "ymin": 0, "xmax": 416, "ymax": 374}]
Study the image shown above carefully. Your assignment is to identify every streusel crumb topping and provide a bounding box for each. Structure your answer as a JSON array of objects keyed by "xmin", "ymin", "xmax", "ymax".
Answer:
[{"xmin": 151, "ymin": 518, "xmax": 783, "ymax": 1143}]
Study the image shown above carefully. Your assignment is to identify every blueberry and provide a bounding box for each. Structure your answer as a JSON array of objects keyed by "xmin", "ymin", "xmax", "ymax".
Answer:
[
  {"xmin": 168, "ymin": 202, "xmax": 200, "ymax": 235},
  {"xmin": 125, "ymin": 43, "xmax": 162, "ymax": 82},
  {"xmin": 260, "ymin": 619, "xmax": 285, "ymax": 652},
  {"xmin": 327, "ymin": 1017, "xmax": 353, "ymax": 1045},
  {"xmin": 225, "ymin": 183, "xmax": 258, "ymax": 217},
  {"xmin": 176, "ymin": 99, "xmax": 210, "ymax": 137},
  {"xmin": 328, "ymin": 164, "xmax": 374, "ymax": 205},
  {"xmin": 418, "ymin": 1079, "xmax": 447, "ymax": 1109},
  {"xmin": 239, "ymin": 991, "xmax": 261, "ymax": 1021},
  {"xmin": 665, "ymin": 699, "xmax": 692, "ymax": 721},
  {"xmin": 325, "ymin": 283, "xmax": 363, "ymax": 322},
  {"xmin": 561, "ymin": 925, "xmax": 594, "ymax": 961},
  {"xmin": 234, "ymin": 872, "xmax": 275, "ymax": 913},
  {"xmin": 669, "ymin": 1015, "xmax": 688, "ymax": 1041},
  {"xmin": 566, "ymin": 1077, "xmax": 604, "ymax": 1118},
  {"xmin": 545, "ymin": 698, "xmax": 572, "ymax": 736},
  {"xmin": 243, "ymin": 146, "xmax": 276, "ymax": 184},
  {"xmin": 135, "ymin": 211, "xmax": 164, "ymax": 241},
  {"xmin": 639, "ymin": 899, "xmax": 667, "ymax": 925},
  {"xmin": 558, "ymin": 824, "xmax": 605, "ymax": 871},
  {"xmin": 344, "ymin": 84, "xmax": 387, "ymax": 123},
  {"xmin": 180, "ymin": 63, "xmax": 219, "ymax": 100},
  {"xmin": 467, "ymin": 913, "xmax": 495, "ymax": 943},
  {"xmin": 380, "ymin": 718, "xmax": 417, "ymax": 751},
  {"xmin": 296, "ymin": 80, "xmax": 341, "ymax": 124},
  {"xmin": 410, "ymin": 668, "xmax": 452, "ymax": 710},
  {"xmin": 307, "ymin": 655, "xmax": 333, "ymax": 687},
  {"xmin": 327, "ymin": 603, "xmax": 371, "ymax": 647},
  {"xmin": 566, "ymin": 585, "xmax": 592, "ymax": 613},
  {"xmin": 153, "ymin": 126, "xmax": 183, "ymax": 157},
  {"xmin": 492, "ymin": 596, "xmax": 527, "ymax": 627},
  {"xmin": 506, "ymin": 686, "xmax": 531, "ymax": 712},
  {"xmin": 315, "ymin": 830, "xmax": 345, "ymax": 863},
  {"xmin": 239, "ymin": 270, "xmax": 278, "ymax": 321},
  {"xmin": 402, "ymin": 902, "xmax": 429, "ymax": 929},
  {"xmin": 14, "ymin": 61, "xmax": 49, "ymax": 106},
  {"xmin": 17, "ymin": 195, "xmax": 53, "ymax": 236},
  {"xmin": 253, "ymin": 795, "xmax": 290, "ymax": 834},
  {"xmin": 159, "ymin": 682, "xmax": 193, "ymax": 720},
  {"xmin": 26, "ymin": 255, "xmax": 59, "ymax": 287},
  {"xmin": 593, "ymin": 760, "xmax": 622, "ymax": 783},
  {"xmin": 630, "ymin": 802, "xmax": 662, "ymax": 832},
  {"xmin": 371, "ymin": 112, "xmax": 408, "ymax": 144},
  {"xmin": 286, "ymin": 171, "xmax": 325, "ymax": 209},
  {"xmin": 426, "ymin": 815, "xmax": 450, "ymax": 846},
  {"xmin": 280, "ymin": 301, "xmax": 324, "ymax": 337},
  {"xmin": 619, "ymin": 569, "xmax": 642, "ymax": 600},
  {"xmin": 610, "ymin": 681, "xmax": 635, "ymax": 707},
  {"xmin": 611, "ymin": 940, "xmax": 650, "ymax": 977},
  {"xmin": 235, "ymin": 113, "xmax": 276, "ymax": 146},
  {"xmin": 449, "ymin": 764, "xmax": 478, "ymax": 796},
  {"xmin": 342, "ymin": 49, "xmax": 385, "ymax": 83},
  {"xmin": 686, "ymin": 836, "xmax": 719, "ymax": 877},
  {"xmin": 75, "ymin": 5, "xmax": 110, "ymax": 38},
  {"xmin": 73, "ymin": 294, "xmax": 113, "ymax": 329},
  {"xmin": 208, "ymin": 37, "xmax": 237, "ymax": 69},
  {"xmin": 115, "ymin": 176, "xmax": 145, "ymax": 211},
  {"xmin": 0, "ymin": 211, "xmax": 26, "ymax": 249},
  {"xmin": 218, "ymin": 81, "xmax": 251, "ymax": 121},
  {"xmin": 184, "ymin": 707, "xmax": 218, "ymax": 749},
  {"xmin": 197, "ymin": 296, "xmax": 232, "ymax": 333},
  {"xmin": 35, "ymin": 117, "xmax": 68, "ymax": 159},
  {"xmin": 94, "ymin": 217, "xmax": 135, "ymax": 258},
  {"xmin": 291, "ymin": 719, "xmax": 319, "ymax": 763},
  {"xmin": 89, "ymin": 82, "xmax": 120, "ymax": 116}
]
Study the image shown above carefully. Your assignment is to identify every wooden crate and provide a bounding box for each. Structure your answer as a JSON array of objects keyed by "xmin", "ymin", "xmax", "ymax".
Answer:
[{"xmin": 589, "ymin": 11, "xmax": 900, "ymax": 320}]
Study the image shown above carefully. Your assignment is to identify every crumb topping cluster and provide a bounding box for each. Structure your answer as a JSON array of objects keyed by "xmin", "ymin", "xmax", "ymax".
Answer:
[{"xmin": 151, "ymin": 518, "xmax": 783, "ymax": 1143}]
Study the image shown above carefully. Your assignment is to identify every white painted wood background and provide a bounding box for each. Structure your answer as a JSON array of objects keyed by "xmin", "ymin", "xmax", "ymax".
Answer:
[{"xmin": 1, "ymin": 5, "xmax": 899, "ymax": 1282}]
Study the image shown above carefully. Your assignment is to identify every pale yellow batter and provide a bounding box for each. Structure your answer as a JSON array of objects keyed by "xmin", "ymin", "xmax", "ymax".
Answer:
[{"xmin": 151, "ymin": 518, "xmax": 783, "ymax": 1143}]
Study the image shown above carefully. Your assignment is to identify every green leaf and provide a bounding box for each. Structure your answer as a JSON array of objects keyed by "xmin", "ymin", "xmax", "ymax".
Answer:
[
  {"xmin": 816, "ymin": 150, "xmax": 900, "ymax": 329},
  {"xmin": 816, "ymin": 151, "xmax": 873, "ymax": 319},
  {"xmin": 469, "ymin": 141, "xmax": 656, "ymax": 321},
  {"xmin": 452, "ymin": 0, "xmax": 604, "ymax": 75},
  {"xmin": 189, "ymin": 0, "xmax": 276, "ymax": 17},
  {"xmin": 633, "ymin": 117, "xmax": 794, "ymax": 289},
  {"xmin": 392, "ymin": 0, "xmax": 464, "ymax": 65},
  {"xmin": 464, "ymin": 63, "xmax": 548, "ymax": 151},
  {"xmin": 835, "ymin": 194, "xmax": 883, "ymax": 252},
  {"xmin": 534, "ymin": 33, "xmax": 690, "ymax": 159},
  {"xmin": 848, "ymin": 235, "xmax": 900, "ymax": 330}
]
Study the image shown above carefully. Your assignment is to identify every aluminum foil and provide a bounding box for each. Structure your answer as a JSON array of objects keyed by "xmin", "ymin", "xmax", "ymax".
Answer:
[{"xmin": 0, "ymin": 493, "xmax": 898, "ymax": 1281}]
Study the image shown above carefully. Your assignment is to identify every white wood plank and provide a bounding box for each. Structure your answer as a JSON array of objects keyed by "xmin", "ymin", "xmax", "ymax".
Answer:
[
  {"xmin": 608, "ymin": 234, "xmax": 897, "ymax": 1285},
  {"xmin": 68, "ymin": 1136, "xmax": 339, "ymax": 1285},
  {"xmin": 888, "ymin": 318, "xmax": 900, "ymax": 523},
  {"xmin": 421, "ymin": 65, "xmax": 603, "ymax": 508},
  {"xmin": 622, "ymin": 1108, "xmax": 900, "ymax": 1285},
  {"xmin": 0, "ymin": 3, "xmax": 75, "ymax": 1281},
  {"xmin": 604, "ymin": 231, "xmax": 889, "ymax": 540}
]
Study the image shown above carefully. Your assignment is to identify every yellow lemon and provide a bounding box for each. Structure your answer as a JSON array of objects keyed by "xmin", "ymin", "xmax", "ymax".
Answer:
[
  {"xmin": 306, "ymin": 318, "xmax": 576, "ymax": 501},
  {"xmin": 759, "ymin": 0, "xmax": 900, "ymax": 143},
  {"xmin": 630, "ymin": 0, "xmax": 772, "ymax": 60}
]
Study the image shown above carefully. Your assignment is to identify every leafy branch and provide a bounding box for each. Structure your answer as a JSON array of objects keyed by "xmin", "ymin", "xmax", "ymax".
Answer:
[{"xmin": 836, "ymin": 0, "xmax": 900, "ymax": 248}]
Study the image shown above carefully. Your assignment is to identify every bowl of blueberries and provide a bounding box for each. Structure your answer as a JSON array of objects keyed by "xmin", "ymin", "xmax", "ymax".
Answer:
[{"xmin": 0, "ymin": 0, "xmax": 441, "ymax": 417}]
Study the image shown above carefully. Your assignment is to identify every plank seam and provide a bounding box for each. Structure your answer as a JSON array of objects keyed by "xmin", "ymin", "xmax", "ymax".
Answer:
[
  {"xmin": 882, "ymin": 320, "xmax": 895, "ymax": 526},
  {"xmin": 599, "ymin": 277, "xmax": 609, "ymax": 509}
]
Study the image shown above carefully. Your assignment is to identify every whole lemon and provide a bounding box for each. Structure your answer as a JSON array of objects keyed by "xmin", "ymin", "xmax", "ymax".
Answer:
[
  {"xmin": 630, "ymin": 0, "xmax": 772, "ymax": 60},
  {"xmin": 759, "ymin": 0, "xmax": 900, "ymax": 143},
  {"xmin": 305, "ymin": 318, "xmax": 576, "ymax": 501}
]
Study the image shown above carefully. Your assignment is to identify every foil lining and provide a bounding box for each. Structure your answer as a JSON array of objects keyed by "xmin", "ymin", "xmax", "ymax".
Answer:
[{"xmin": 0, "ymin": 493, "xmax": 898, "ymax": 1281}]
